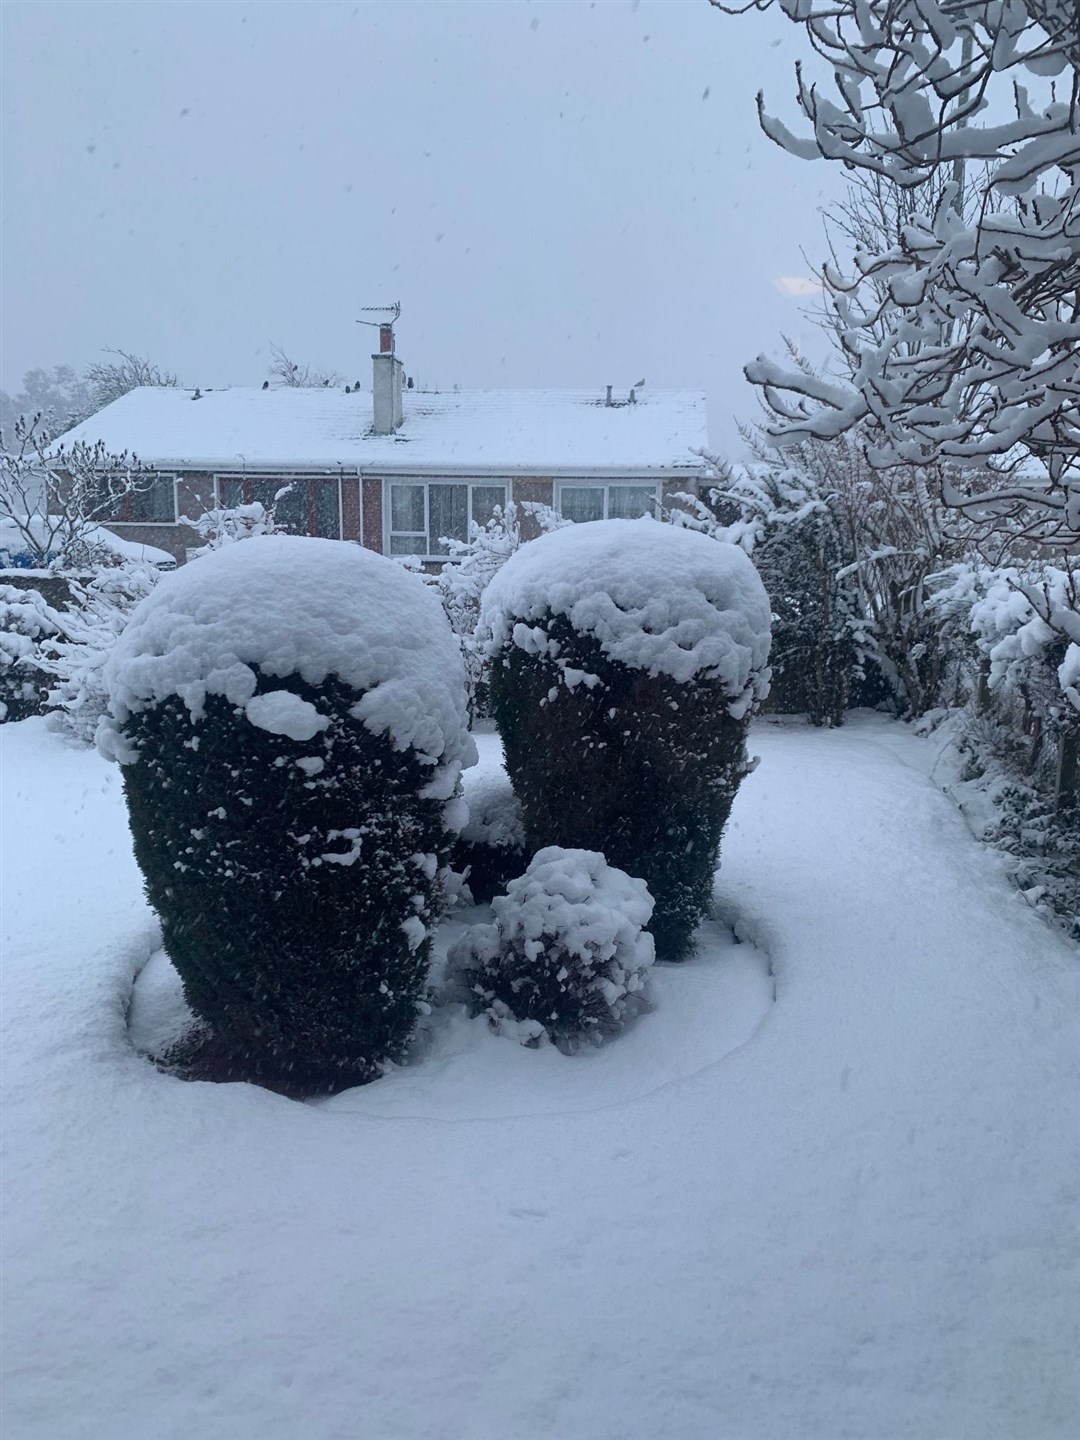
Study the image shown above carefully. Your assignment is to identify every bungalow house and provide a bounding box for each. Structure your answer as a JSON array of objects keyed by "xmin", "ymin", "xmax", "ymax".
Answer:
[{"xmin": 53, "ymin": 330, "xmax": 710, "ymax": 565}]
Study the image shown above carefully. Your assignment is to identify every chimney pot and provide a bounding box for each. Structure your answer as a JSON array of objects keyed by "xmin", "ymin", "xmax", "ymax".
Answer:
[
  {"xmin": 379, "ymin": 323, "xmax": 394, "ymax": 354},
  {"xmin": 606, "ymin": 385, "xmax": 613, "ymax": 406}
]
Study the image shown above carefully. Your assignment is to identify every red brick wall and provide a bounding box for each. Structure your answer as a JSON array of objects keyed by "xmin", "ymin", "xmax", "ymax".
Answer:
[
  {"xmin": 512, "ymin": 478, "xmax": 554, "ymax": 508},
  {"xmin": 340, "ymin": 475, "xmax": 361, "ymax": 542},
  {"xmin": 662, "ymin": 479, "xmax": 701, "ymax": 519},
  {"xmin": 362, "ymin": 477, "xmax": 384, "ymax": 552},
  {"xmin": 512, "ymin": 478, "xmax": 554, "ymax": 541}
]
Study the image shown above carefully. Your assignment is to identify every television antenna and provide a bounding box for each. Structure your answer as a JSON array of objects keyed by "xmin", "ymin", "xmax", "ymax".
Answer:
[{"xmin": 356, "ymin": 301, "xmax": 401, "ymax": 331}]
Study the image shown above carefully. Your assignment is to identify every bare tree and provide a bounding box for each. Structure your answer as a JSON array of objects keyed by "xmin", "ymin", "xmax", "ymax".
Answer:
[
  {"xmin": 1, "ymin": 413, "xmax": 155, "ymax": 568},
  {"xmin": 266, "ymin": 343, "xmax": 341, "ymax": 389},
  {"xmin": 712, "ymin": 0, "xmax": 1080, "ymax": 537},
  {"xmin": 2, "ymin": 351, "xmax": 178, "ymax": 438},
  {"xmin": 83, "ymin": 349, "xmax": 179, "ymax": 412}
]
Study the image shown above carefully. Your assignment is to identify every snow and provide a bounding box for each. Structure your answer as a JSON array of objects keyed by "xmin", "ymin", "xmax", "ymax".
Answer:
[
  {"xmin": 3, "ymin": 714, "xmax": 1079, "ymax": 1439},
  {"xmin": 745, "ymin": 0, "xmax": 1080, "ymax": 529},
  {"xmin": 458, "ymin": 763, "xmax": 524, "ymax": 850},
  {"xmin": 0, "ymin": 516, "xmax": 175, "ymax": 570},
  {"xmin": 1061, "ymin": 643, "xmax": 1080, "ymax": 711},
  {"xmin": 102, "ymin": 535, "xmax": 475, "ymax": 798},
  {"xmin": 53, "ymin": 384, "xmax": 710, "ymax": 475},
  {"xmin": 485, "ymin": 846, "xmax": 655, "ymax": 963},
  {"xmin": 85, "ymin": 526, "xmax": 176, "ymax": 568},
  {"xmin": 244, "ymin": 690, "xmax": 329, "ymax": 742},
  {"xmin": 968, "ymin": 563, "xmax": 1080, "ymax": 709},
  {"xmin": 479, "ymin": 517, "xmax": 772, "ymax": 711}
]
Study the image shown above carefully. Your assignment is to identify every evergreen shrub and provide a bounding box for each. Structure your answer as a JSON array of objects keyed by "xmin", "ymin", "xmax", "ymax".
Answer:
[
  {"xmin": 479, "ymin": 521, "xmax": 771, "ymax": 961},
  {"xmin": 0, "ymin": 584, "xmax": 60, "ymax": 721},
  {"xmin": 451, "ymin": 767, "xmax": 527, "ymax": 903},
  {"xmin": 103, "ymin": 536, "xmax": 473, "ymax": 1092},
  {"xmin": 448, "ymin": 846, "xmax": 655, "ymax": 1050}
]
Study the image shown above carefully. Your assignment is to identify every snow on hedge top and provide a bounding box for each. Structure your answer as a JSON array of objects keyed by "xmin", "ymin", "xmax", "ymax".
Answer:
[
  {"xmin": 479, "ymin": 518, "xmax": 772, "ymax": 711},
  {"xmin": 104, "ymin": 536, "xmax": 475, "ymax": 794}
]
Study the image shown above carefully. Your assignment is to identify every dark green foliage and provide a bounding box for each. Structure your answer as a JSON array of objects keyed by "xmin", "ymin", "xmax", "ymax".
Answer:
[
  {"xmin": 848, "ymin": 653, "xmax": 894, "ymax": 711},
  {"xmin": 0, "ymin": 584, "xmax": 61, "ymax": 721},
  {"xmin": 489, "ymin": 615, "xmax": 753, "ymax": 961},
  {"xmin": 458, "ymin": 939, "xmax": 617, "ymax": 1049},
  {"xmin": 748, "ymin": 498, "xmax": 856, "ymax": 728},
  {"xmin": 450, "ymin": 834, "xmax": 527, "ymax": 906},
  {"xmin": 121, "ymin": 671, "xmax": 449, "ymax": 1093},
  {"xmin": 452, "ymin": 922, "xmax": 642, "ymax": 1053}
]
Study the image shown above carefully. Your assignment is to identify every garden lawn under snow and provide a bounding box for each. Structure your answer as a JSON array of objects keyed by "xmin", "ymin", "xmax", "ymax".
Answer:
[{"xmin": 3, "ymin": 714, "xmax": 1079, "ymax": 1440}]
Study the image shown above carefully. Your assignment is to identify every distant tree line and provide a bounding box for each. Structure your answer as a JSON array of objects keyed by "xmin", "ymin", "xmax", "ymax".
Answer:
[{"xmin": 0, "ymin": 350, "xmax": 179, "ymax": 437}]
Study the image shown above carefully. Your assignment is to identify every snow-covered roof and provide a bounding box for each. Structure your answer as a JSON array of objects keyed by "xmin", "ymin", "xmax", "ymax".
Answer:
[{"xmin": 54, "ymin": 385, "xmax": 709, "ymax": 476}]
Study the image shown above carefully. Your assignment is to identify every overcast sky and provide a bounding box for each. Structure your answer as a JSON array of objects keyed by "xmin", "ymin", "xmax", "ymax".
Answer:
[{"xmin": 1, "ymin": 0, "xmax": 844, "ymax": 453}]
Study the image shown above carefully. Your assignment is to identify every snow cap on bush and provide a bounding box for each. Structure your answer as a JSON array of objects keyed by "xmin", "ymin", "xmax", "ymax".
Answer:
[
  {"xmin": 449, "ymin": 846, "xmax": 655, "ymax": 1049},
  {"xmin": 460, "ymin": 768, "xmax": 526, "ymax": 851},
  {"xmin": 102, "ymin": 535, "xmax": 476, "ymax": 798},
  {"xmin": 478, "ymin": 518, "xmax": 772, "ymax": 717}
]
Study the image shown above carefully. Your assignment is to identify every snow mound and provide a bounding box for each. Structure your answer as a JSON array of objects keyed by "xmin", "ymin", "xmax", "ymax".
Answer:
[
  {"xmin": 103, "ymin": 536, "xmax": 476, "ymax": 795},
  {"xmin": 0, "ymin": 517, "xmax": 175, "ymax": 570},
  {"xmin": 478, "ymin": 518, "xmax": 772, "ymax": 714},
  {"xmin": 460, "ymin": 767, "xmax": 525, "ymax": 850},
  {"xmin": 244, "ymin": 690, "xmax": 329, "ymax": 742}
]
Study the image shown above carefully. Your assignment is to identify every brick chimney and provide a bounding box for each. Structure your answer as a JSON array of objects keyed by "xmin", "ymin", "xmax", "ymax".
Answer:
[{"xmin": 372, "ymin": 324, "xmax": 403, "ymax": 434}]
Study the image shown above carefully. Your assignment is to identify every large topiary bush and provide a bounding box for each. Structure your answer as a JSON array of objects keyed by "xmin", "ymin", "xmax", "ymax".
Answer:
[
  {"xmin": 102, "ymin": 536, "xmax": 474, "ymax": 1093},
  {"xmin": 478, "ymin": 519, "xmax": 771, "ymax": 961}
]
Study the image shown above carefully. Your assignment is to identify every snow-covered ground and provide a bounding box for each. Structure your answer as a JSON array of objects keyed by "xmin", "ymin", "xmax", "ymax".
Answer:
[{"xmin": 2, "ymin": 713, "xmax": 1078, "ymax": 1439}]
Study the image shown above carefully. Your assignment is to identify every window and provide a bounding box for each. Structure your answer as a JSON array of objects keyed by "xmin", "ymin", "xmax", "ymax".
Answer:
[
  {"xmin": 92, "ymin": 472, "xmax": 177, "ymax": 524},
  {"xmin": 559, "ymin": 486, "xmax": 605, "ymax": 524},
  {"xmin": 388, "ymin": 481, "xmax": 507, "ymax": 558},
  {"xmin": 558, "ymin": 483, "xmax": 659, "ymax": 523},
  {"xmin": 216, "ymin": 475, "xmax": 341, "ymax": 539}
]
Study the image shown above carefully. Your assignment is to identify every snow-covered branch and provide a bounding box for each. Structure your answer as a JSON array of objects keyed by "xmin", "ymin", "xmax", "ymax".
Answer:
[
  {"xmin": 712, "ymin": 0, "xmax": 1080, "ymax": 535},
  {"xmin": 1, "ymin": 414, "xmax": 156, "ymax": 569}
]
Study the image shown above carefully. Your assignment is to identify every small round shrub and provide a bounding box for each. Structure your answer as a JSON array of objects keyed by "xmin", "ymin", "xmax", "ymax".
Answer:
[
  {"xmin": 0, "ymin": 584, "xmax": 59, "ymax": 721},
  {"xmin": 452, "ymin": 767, "xmax": 527, "ymax": 903},
  {"xmin": 478, "ymin": 520, "xmax": 772, "ymax": 961},
  {"xmin": 448, "ymin": 846, "xmax": 655, "ymax": 1051},
  {"xmin": 103, "ymin": 536, "xmax": 474, "ymax": 1093}
]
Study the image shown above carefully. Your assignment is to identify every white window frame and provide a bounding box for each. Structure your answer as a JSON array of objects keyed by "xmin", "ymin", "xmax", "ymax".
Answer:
[
  {"xmin": 385, "ymin": 479, "xmax": 508, "ymax": 560},
  {"xmin": 556, "ymin": 481, "xmax": 661, "ymax": 524},
  {"xmin": 103, "ymin": 472, "xmax": 179, "ymax": 526}
]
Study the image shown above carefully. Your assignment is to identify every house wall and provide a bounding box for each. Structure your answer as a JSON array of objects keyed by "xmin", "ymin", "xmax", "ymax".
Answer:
[
  {"xmin": 512, "ymin": 478, "xmax": 555, "ymax": 541},
  {"xmin": 100, "ymin": 472, "xmax": 212, "ymax": 563},
  {"xmin": 89, "ymin": 470, "xmax": 702, "ymax": 565},
  {"xmin": 361, "ymin": 477, "xmax": 383, "ymax": 552},
  {"xmin": 341, "ymin": 477, "xmax": 361, "ymax": 543}
]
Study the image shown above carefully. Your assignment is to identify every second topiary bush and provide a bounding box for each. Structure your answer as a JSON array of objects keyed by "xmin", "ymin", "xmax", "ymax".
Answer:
[{"xmin": 478, "ymin": 519, "xmax": 772, "ymax": 961}]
